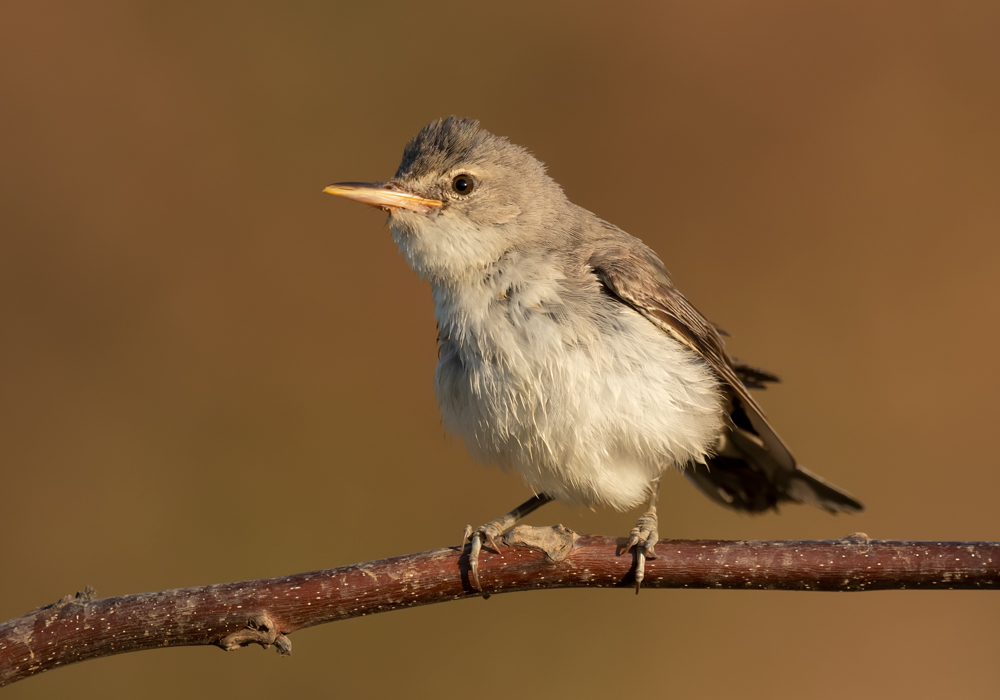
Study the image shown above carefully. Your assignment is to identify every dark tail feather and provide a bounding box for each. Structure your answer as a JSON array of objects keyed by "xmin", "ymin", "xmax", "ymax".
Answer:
[{"xmin": 685, "ymin": 426, "xmax": 864, "ymax": 514}]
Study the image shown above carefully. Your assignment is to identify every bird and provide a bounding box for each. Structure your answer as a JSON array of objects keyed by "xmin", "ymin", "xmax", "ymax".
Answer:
[{"xmin": 324, "ymin": 116, "xmax": 862, "ymax": 593}]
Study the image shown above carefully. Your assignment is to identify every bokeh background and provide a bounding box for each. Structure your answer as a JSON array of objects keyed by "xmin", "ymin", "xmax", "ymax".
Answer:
[{"xmin": 3, "ymin": 1, "xmax": 999, "ymax": 697}]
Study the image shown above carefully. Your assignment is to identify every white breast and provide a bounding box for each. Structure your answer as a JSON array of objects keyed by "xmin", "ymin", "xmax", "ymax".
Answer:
[{"xmin": 432, "ymin": 256, "xmax": 725, "ymax": 511}]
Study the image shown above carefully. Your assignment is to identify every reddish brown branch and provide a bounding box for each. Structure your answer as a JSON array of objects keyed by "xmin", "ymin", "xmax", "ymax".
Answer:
[{"xmin": 2, "ymin": 527, "xmax": 997, "ymax": 686}]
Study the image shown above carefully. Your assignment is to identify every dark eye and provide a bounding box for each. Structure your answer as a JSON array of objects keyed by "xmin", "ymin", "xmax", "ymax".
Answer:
[{"xmin": 451, "ymin": 174, "xmax": 475, "ymax": 195}]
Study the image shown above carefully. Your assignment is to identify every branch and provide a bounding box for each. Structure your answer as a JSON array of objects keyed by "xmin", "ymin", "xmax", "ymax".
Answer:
[{"xmin": 2, "ymin": 527, "xmax": 997, "ymax": 686}]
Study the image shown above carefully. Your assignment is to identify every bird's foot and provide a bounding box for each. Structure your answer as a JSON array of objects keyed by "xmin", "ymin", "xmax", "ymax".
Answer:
[
  {"xmin": 622, "ymin": 509, "xmax": 658, "ymax": 594},
  {"xmin": 459, "ymin": 494, "xmax": 555, "ymax": 597},
  {"xmin": 461, "ymin": 520, "xmax": 507, "ymax": 596}
]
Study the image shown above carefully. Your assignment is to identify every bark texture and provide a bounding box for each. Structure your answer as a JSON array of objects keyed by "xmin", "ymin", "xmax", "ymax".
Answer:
[{"xmin": 2, "ymin": 528, "xmax": 997, "ymax": 686}]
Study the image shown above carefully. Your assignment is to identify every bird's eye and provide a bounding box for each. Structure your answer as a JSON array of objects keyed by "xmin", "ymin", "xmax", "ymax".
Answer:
[{"xmin": 451, "ymin": 174, "xmax": 475, "ymax": 195}]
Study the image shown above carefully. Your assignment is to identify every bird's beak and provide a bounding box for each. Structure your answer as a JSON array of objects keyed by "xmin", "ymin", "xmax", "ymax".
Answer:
[{"xmin": 323, "ymin": 182, "xmax": 443, "ymax": 213}]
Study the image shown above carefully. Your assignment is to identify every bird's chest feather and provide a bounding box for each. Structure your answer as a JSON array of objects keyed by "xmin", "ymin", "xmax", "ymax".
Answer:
[
  {"xmin": 434, "ymin": 268, "xmax": 581, "ymax": 381},
  {"xmin": 431, "ymin": 265, "xmax": 725, "ymax": 495}
]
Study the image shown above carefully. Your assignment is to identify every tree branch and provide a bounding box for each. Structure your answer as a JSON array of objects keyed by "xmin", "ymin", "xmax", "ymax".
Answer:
[{"xmin": 2, "ymin": 527, "xmax": 997, "ymax": 686}]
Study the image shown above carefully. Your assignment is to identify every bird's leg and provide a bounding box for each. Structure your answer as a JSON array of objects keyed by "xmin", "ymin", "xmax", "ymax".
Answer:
[
  {"xmin": 463, "ymin": 493, "xmax": 554, "ymax": 594},
  {"xmin": 623, "ymin": 474, "xmax": 662, "ymax": 594}
]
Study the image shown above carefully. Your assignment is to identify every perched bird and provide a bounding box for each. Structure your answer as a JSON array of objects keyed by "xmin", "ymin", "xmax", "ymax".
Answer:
[{"xmin": 325, "ymin": 117, "xmax": 862, "ymax": 592}]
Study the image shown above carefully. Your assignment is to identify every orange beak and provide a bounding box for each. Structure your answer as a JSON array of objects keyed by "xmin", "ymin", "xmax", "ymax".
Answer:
[{"xmin": 323, "ymin": 182, "xmax": 443, "ymax": 213}]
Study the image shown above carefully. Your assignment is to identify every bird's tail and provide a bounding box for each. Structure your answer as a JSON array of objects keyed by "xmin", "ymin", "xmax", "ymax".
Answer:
[{"xmin": 685, "ymin": 421, "xmax": 863, "ymax": 514}]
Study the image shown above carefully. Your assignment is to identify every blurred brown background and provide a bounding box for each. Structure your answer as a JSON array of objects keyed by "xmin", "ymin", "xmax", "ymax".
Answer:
[{"xmin": 2, "ymin": 1, "xmax": 998, "ymax": 698}]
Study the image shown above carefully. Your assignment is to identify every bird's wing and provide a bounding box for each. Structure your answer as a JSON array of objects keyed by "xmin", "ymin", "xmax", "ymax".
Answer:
[
  {"xmin": 587, "ymin": 237, "xmax": 863, "ymax": 513},
  {"xmin": 587, "ymin": 240, "xmax": 795, "ymax": 469}
]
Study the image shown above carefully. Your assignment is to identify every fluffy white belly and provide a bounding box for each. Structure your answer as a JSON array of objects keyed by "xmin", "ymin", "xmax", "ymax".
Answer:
[{"xmin": 433, "ymin": 277, "xmax": 724, "ymax": 510}]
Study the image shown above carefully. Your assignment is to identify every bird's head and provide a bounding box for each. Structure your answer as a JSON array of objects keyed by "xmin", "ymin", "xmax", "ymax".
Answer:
[{"xmin": 325, "ymin": 117, "xmax": 567, "ymax": 283}]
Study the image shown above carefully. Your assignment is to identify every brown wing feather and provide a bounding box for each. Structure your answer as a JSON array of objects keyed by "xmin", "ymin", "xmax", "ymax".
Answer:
[
  {"xmin": 587, "ymin": 238, "xmax": 863, "ymax": 514},
  {"xmin": 588, "ymin": 243, "xmax": 795, "ymax": 469}
]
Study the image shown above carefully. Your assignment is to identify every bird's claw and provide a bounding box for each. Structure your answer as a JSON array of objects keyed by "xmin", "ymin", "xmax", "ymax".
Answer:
[
  {"xmin": 622, "ymin": 511, "xmax": 658, "ymax": 594},
  {"xmin": 463, "ymin": 522, "xmax": 506, "ymax": 595}
]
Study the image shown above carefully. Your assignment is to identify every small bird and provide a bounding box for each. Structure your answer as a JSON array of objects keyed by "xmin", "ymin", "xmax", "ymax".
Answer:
[{"xmin": 325, "ymin": 117, "xmax": 862, "ymax": 592}]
